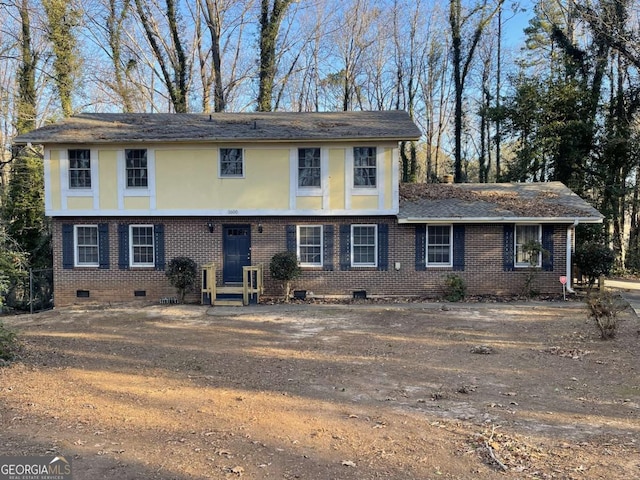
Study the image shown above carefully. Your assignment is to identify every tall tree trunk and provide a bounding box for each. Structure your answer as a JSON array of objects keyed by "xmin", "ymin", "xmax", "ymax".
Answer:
[
  {"xmin": 106, "ymin": 0, "xmax": 135, "ymax": 113},
  {"xmin": 134, "ymin": 0, "xmax": 190, "ymax": 113},
  {"xmin": 449, "ymin": 0, "xmax": 503, "ymax": 183},
  {"xmin": 494, "ymin": 3, "xmax": 502, "ymax": 181},
  {"xmin": 43, "ymin": 0, "xmax": 80, "ymax": 117},
  {"xmin": 16, "ymin": 0, "xmax": 37, "ymax": 134},
  {"xmin": 258, "ymin": 0, "xmax": 292, "ymax": 112},
  {"xmin": 200, "ymin": 0, "xmax": 226, "ymax": 112}
]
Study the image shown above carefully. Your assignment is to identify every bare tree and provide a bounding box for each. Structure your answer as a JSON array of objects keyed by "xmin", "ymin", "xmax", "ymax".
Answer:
[
  {"xmin": 449, "ymin": 0, "xmax": 504, "ymax": 182},
  {"xmin": 331, "ymin": 0, "xmax": 379, "ymax": 111},
  {"xmin": 80, "ymin": 0, "xmax": 143, "ymax": 112},
  {"xmin": 133, "ymin": 0, "xmax": 191, "ymax": 113},
  {"xmin": 417, "ymin": 2, "xmax": 452, "ymax": 182},
  {"xmin": 257, "ymin": 0, "xmax": 293, "ymax": 112}
]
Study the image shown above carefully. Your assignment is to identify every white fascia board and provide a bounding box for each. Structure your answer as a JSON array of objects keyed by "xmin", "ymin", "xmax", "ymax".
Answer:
[
  {"xmin": 46, "ymin": 208, "xmax": 400, "ymax": 217},
  {"xmin": 398, "ymin": 216, "xmax": 603, "ymax": 224}
]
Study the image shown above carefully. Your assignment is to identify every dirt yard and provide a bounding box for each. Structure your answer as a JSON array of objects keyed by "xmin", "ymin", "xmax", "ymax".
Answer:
[{"xmin": 1, "ymin": 299, "xmax": 639, "ymax": 479}]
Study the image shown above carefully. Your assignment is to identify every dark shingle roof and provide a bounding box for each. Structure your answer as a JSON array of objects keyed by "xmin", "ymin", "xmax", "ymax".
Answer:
[
  {"xmin": 398, "ymin": 182, "xmax": 602, "ymax": 223},
  {"xmin": 13, "ymin": 111, "xmax": 422, "ymax": 145}
]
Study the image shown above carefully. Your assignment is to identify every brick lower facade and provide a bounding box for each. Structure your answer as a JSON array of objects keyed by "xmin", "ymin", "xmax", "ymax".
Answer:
[{"xmin": 52, "ymin": 216, "xmax": 570, "ymax": 306}]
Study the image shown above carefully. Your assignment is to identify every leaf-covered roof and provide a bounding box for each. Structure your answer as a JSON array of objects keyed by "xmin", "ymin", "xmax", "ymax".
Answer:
[{"xmin": 398, "ymin": 182, "xmax": 602, "ymax": 223}]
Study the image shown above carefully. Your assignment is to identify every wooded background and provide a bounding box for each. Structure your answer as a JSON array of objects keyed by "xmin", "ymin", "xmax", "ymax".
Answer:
[{"xmin": 0, "ymin": 0, "xmax": 638, "ymax": 306}]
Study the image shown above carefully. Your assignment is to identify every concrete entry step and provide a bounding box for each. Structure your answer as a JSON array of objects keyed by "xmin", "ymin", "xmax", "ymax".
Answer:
[{"xmin": 213, "ymin": 299, "xmax": 244, "ymax": 307}]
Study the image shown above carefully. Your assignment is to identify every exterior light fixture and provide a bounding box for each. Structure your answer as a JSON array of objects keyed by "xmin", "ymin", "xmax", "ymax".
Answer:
[
  {"xmin": 207, "ymin": 221, "xmax": 214, "ymax": 233},
  {"xmin": 258, "ymin": 224, "xmax": 263, "ymax": 233}
]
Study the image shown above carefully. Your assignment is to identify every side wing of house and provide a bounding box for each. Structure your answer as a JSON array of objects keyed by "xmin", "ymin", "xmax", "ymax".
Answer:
[{"xmin": 44, "ymin": 142, "xmax": 400, "ymax": 217}]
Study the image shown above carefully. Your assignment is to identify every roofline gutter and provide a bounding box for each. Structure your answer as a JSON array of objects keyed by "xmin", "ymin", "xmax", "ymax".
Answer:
[
  {"xmin": 13, "ymin": 136, "xmax": 422, "ymax": 146},
  {"xmin": 397, "ymin": 216, "xmax": 603, "ymax": 224}
]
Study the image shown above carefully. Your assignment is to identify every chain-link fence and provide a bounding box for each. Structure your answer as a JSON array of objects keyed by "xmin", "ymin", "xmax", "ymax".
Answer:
[
  {"xmin": 28, "ymin": 268, "xmax": 53, "ymax": 313},
  {"xmin": 1, "ymin": 268, "xmax": 53, "ymax": 314}
]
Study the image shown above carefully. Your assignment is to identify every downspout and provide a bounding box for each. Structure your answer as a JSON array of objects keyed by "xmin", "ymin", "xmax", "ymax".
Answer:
[{"xmin": 566, "ymin": 221, "xmax": 578, "ymax": 293}]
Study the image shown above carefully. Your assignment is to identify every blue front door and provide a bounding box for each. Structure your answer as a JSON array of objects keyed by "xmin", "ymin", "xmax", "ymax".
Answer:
[{"xmin": 223, "ymin": 225, "xmax": 251, "ymax": 283}]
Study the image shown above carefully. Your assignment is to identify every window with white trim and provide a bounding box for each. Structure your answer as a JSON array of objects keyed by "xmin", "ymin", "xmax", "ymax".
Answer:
[
  {"xmin": 353, "ymin": 147, "xmax": 377, "ymax": 187},
  {"xmin": 297, "ymin": 225, "xmax": 323, "ymax": 267},
  {"xmin": 219, "ymin": 148, "xmax": 243, "ymax": 177},
  {"xmin": 74, "ymin": 225, "xmax": 99, "ymax": 266},
  {"xmin": 125, "ymin": 149, "xmax": 148, "ymax": 187},
  {"xmin": 427, "ymin": 225, "xmax": 452, "ymax": 266},
  {"xmin": 515, "ymin": 224, "xmax": 542, "ymax": 267},
  {"xmin": 130, "ymin": 225, "xmax": 154, "ymax": 267},
  {"xmin": 298, "ymin": 148, "xmax": 321, "ymax": 188},
  {"xmin": 69, "ymin": 149, "xmax": 91, "ymax": 188},
  {"xmin": 351, "ymin": 224, "xmax": 377, "ymax": 267}
]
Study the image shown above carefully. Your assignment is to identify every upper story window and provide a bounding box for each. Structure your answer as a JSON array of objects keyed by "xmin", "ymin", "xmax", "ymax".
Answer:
[
  {"xmin": 74, "ymin": 225, "xmax": 99, "ymax": 267},
  {"xmin": 69, "ymin": 149, "xmax": 91, "ymax": 188},
  {"xmin": 297, "ymin": 225, "xmax": 323, "ymax": 267},
  {"xmin": 427, "ymin": 225, "xmax": 452, "ymax": 266},
  {"xmin": 219, "ymin": 148, "xmax": 244, "ymax": 177},
  {"xmin": 353, "ymin": 147, "xmax": 377, "ymax": 187},
  {"xmin": 515, "ymin": 224, "xmax": 542, "ymax": 267},
  {"xmin": 351, "ymin": 224, "xmax": 377, "ymax": 267},
  {"xmin": 125, "ymin": 149, "xmax": 148, "ymax": 187},
  {"xmin": 298, "ymin": 148, "xmax": 321, "ymax": 188},
  {"xmin": 130, "ymin": 225, "xmax": 155, "ymax": 267}
]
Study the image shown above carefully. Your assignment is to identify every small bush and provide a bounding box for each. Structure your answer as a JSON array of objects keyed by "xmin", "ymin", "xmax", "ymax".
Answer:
[
  {"xmin": 443, "ymin": 273, "xmax": 466, "ymax": 302},
  {"xmin": 586, "ymin": 291, "xmax": 627, "ymax": 339},
  {"xmin": 0, "ymin": 322, "xmax": 19, "ymax": 362},
  {"xmin": 166, "ymin": 257, "xmax": 198, "ymax": 303},
  {"xmin": 269, "ymin": 251, "xmax": 301, "ymax": 302},
  {"xmin": 575, "ymin": 242, "xmax": 615, "ymax": 289}
]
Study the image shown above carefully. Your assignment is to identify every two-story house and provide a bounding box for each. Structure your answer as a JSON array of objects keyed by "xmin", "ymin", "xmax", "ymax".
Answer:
[{"xmin": 13, "ymin": 111, "xmax": 601, "ymax": 305}]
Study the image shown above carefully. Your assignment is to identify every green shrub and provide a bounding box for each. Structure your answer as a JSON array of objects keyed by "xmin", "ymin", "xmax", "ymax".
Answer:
[
  {"xmin": 575, "ymin": 242, "xmax": 615, "ymax": 290},
  {"xmin": 443, "ymin": 273, "xmax": 466, "ymax": 302},
  {"xmin": 166, "ymin": 257, "xmax": 198, "ymax": 303},
  {"xmin": 269, "ymin": 251, "xmax": 301, "ymax": 302},
  {"xmin": 0, "ymin": 322, "xmax": 19, "ymax": 362},
  {"xmin": 586, "ymin": 291, "xmax": 627, "ymax": 339}
]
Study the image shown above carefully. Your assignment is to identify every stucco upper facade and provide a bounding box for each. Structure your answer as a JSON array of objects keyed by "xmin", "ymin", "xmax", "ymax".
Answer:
[
  {"xmin": 43, "ymin": 142, "xmax": 400, "ymax": 217},
  {"xmin": 15, "ymin": 111, "xmax": 421, "ymax": 219}
]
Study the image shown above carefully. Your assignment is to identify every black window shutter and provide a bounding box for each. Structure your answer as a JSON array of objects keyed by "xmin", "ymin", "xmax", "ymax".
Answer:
[
  {"xmin": 503, "ymin": 224, "xmax": 515, "ymax": 271},
  {"xmin": 415, "ymin": 225, "xmax": 426, "ymax": 271},
  {"xmin": 452, "ymin": 225, "xmax": 465, "ymax": 271},
  {"xmin": 98, "ymin": 223, "xmax": 110, "ymax": 269},
  {"xmin": 542, "ymin": 224, "xmax": 554, "ymax": 271},
  {"xmin": 118, "ymin": 224, "xmax": 129, "ymax": 270},
  {"xmin": 154, "ymin": 224, "xmax": 165, "ymax": 271},
  {"xmin": 323, "ymin": 225, "xmax": 334, "ymax": 271},
  {"xmin": 62, "ymin": 224, "xmax": 74, "ymax": 269},
  {"xmin": 339, "ymin": 224, "xmax": 351, "ymax": 271},
  {"xmin": 286, "ymin": 225, "xmax": 296, "ymax": 252},
  {"xmin": 377, "ymin": 224, "xmax": 389, "ymax": 271}
]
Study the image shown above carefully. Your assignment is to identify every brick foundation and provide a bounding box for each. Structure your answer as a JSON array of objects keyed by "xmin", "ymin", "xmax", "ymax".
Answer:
[{"xmin": 52, "ymin": 216, "xmax": 570, "ymax": 306}]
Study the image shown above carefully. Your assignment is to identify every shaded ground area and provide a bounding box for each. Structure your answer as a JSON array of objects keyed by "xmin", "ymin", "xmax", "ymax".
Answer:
[{"xmin": 1, "ymin": 300, "xmax": 639, "ymax": 479}]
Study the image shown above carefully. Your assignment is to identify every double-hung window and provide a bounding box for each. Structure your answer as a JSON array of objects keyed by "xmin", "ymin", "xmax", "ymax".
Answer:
[
  {"xmin": 74, "ymin": 225, "xmax": 99, "ymax": 267},
  {"xmin": 515, "ymin": 225, "xmax": 541, "ymax": 267},
  {"xmin": 69, "ymin": 149, "xmax": 91, "ymax": 188},
  {"xmin": 130, "ymin": 225, "xmax": 154, "ymax": 267},
  {"xmin": 351, "ymin": 224, "xmax": 377, "ymax": 267},
  {"xmin": 125, "ymin": 149, "xmax": 148, "ymax": 187},
  {"xmin": 298, "ymin": 148, "xmax": 321, "ymax": 188},
  {"xmin": 427, "ymin": 225, "xmax": 452, "ymax": 266},
  {"xmin": 353, "ymin": 147, "xmax": 377, "ymax": 187},
  {"xmin": 297, "ymin": 225, "xmax": 323, "ymax": 267},
  {"xmin": 220, "ymin": 148, "xmax": 243, "ymax": 177}
]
